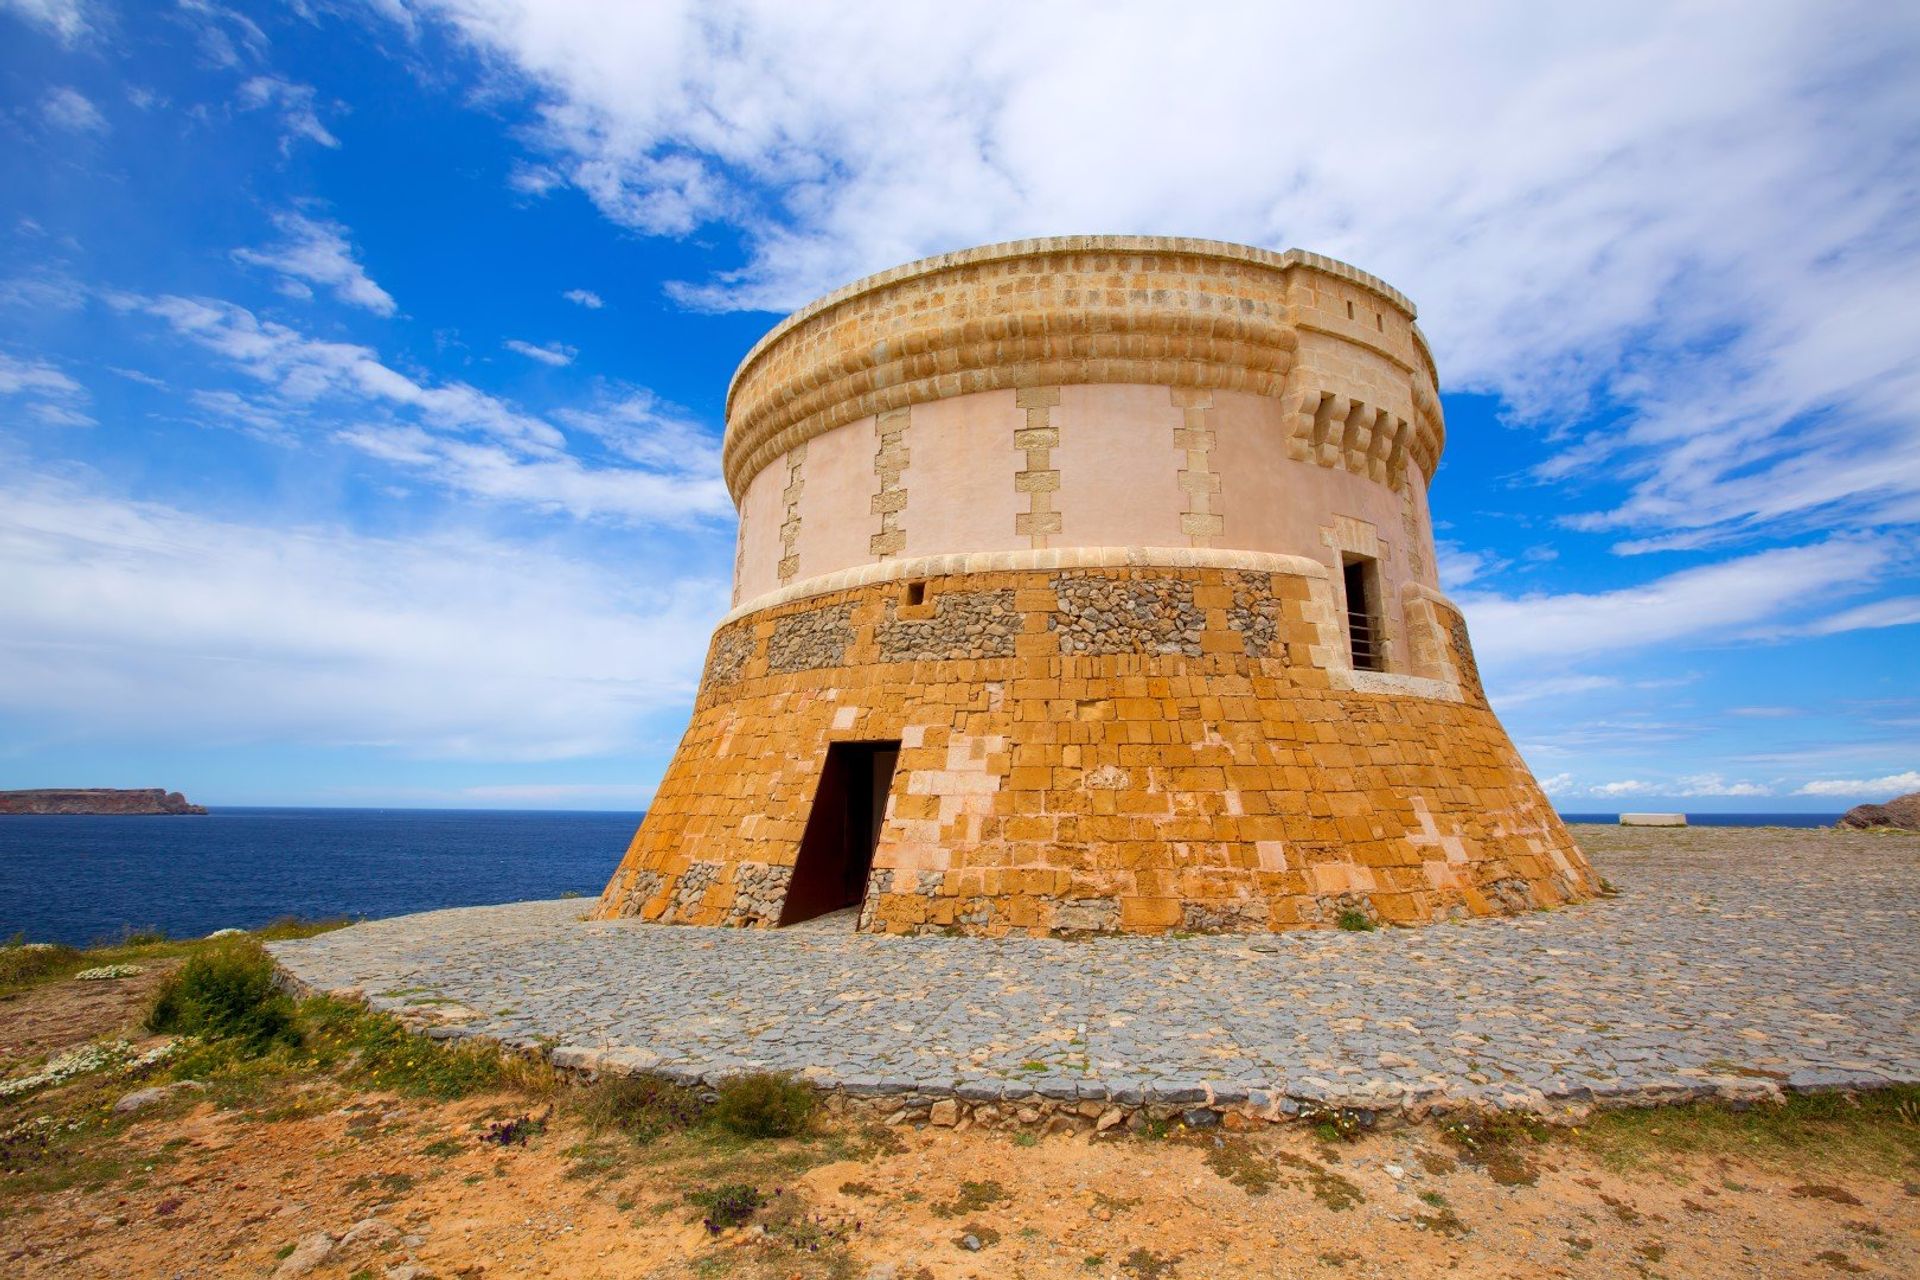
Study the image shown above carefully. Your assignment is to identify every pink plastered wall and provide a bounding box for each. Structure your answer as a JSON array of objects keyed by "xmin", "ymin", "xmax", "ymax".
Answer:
[
  {"xmin": 734, "ymin": 455, "xmax": 789, "ymax": 603},
  {"xmin": 791, "ymin": 414, "xmax": 880, "ymax": 585},
  {"xmin": 897, "ymin": 389, "xmax": 1026, "ymax": 560},
  {"xmin": 1051, "ymin": 384, "xmax": 1186, "ymax": 548}
]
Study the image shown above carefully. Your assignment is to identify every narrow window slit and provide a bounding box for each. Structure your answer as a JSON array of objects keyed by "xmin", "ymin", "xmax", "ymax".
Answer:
[
  {"xmin": 904, "ymin": 580, "xmax": 927, "ymax": 606},
  {"xmin": 1343, "ymin": 557, "xmax": 1383, "ymax": 672}
]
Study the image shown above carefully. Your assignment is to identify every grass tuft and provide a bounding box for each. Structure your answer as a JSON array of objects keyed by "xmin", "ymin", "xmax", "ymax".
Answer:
[
  {"xmin": 711, "ymin": 1072, "xmax": 816, "ymax": 1139},
  {"xmin": 572, "ymin": 1073, "xmax": 706, "ymax": 1144},
  {"xmin": 1570, "ymin": 1085, "xmax": 1920, "ymax": 1176}
]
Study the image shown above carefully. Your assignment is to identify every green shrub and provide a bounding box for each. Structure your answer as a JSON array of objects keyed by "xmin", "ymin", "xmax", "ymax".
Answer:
[
  {"xmin": 574, "ymin": 1073, "xmax": 706, "ymax": 1143},
  {"xmin": 1334, "ymin": 909, "xmax": 1375, "ymax": 932},
  {"xmin": 711, "ymin": 1072, "xmax": 816, "ymax": 1139},
  {"xmin": 145, "ymin": 939, "xmax": 295, "ymax": 1048}
]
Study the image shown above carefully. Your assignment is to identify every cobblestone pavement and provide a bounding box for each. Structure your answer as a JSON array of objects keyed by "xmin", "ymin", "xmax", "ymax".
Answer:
[{"xmin": 270, "ymin": 826, "xmax": 1920, "ymax": 1116}]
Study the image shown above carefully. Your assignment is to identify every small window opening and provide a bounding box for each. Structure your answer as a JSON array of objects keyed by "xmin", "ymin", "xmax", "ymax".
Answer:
[
  {"xmin": 904, "ymin": 580, "xmax": 927, "ymax": 606},
  {"xmin": 1345, "ymin": 300, "xmax": 1355, "ymax": 319},
  {"xmin": 1343, "ymin": 557, "xmax": 1383, "ymax": 672},
  {"xmin": 1376, "ymin": 312, "xmax": 1384, "ymax": 331}
]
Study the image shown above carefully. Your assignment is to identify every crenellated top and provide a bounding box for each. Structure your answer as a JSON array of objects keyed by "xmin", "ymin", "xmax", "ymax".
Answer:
[{"xmin": 722, "ymin": 236, "xmax": 1443, "ymax": 504}]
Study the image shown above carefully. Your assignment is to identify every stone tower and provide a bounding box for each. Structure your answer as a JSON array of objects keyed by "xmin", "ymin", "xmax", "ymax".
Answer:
[{"xmin": 597, "ymin": 237, "xmax": 1596, "ymax": 935}]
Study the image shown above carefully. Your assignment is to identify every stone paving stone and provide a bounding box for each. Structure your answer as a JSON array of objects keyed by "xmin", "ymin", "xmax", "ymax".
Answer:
[{"xmin": 269, "ymin": 826, "xmax": 1920, "ymax": 1115}]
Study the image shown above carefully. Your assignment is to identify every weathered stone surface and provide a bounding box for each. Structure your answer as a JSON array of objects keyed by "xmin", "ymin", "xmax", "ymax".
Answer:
[
  {"xmin": 705, "ymin": 626, "xmax": 755, "ymax": 685},
  {"xmin": 1838, "ymin": 790, "xmax": 1920, "ymax": 830},
  {"xmin": 875, "ymin": 589, "xmax": 1017, "ymax": 661},
  {"xmin": 764, "ymin": 602, "xmax": 855, "ymax": 674},
  {"xmin": 271, "ymin": 1231, "xmax": 335, "ymax": 1278},
  {"xmin": 274, "ymin": 826, "xmax": 1920, "ymax": 1121},
  {"xmin": 1050, "ymin": 574, "xmax": 1202, "ymax": 656},
  {"xmin": 112, "ymin": 1080, "xmax": 205, "ymax": 1114}
]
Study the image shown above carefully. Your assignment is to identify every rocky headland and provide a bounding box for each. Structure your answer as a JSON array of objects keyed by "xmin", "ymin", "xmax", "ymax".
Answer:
[
  {"xmin": 0, "ymin": 789, "xmax": 208, "ymax": 816},
  {"xmin": 1836, "ymin": 789, "xmax": 1920, "ymax": 831}
]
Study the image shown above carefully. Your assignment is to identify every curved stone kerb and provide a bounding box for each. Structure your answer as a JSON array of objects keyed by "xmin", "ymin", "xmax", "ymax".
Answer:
[{"xmin": 721, "ymin": 236, "xmax": 1438, "ymax": 502}]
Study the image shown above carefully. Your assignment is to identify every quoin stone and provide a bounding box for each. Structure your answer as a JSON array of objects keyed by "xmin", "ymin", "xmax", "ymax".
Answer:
[{"xmin": 598, "ymin": 236, "xmax": 1598, "ymax": 935}]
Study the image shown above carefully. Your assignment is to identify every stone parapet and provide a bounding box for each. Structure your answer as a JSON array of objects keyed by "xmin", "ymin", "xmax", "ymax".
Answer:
[{"xmin": 722, "ymin": 236, "xmax": 1442, "ymax": 503}]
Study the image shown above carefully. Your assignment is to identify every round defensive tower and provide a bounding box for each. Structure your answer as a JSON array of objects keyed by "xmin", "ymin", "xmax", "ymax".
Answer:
[{"xmin": 597, "ymin": 236, "xmax": 1596, "ymax": 935}]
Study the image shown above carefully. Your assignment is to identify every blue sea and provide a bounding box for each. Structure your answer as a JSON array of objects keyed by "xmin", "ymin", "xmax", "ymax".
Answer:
[
  {"xmin": 1558, "ymin": 812, "xmax": 1840, "ymax": 827},
  {"xmin": 0, "ymin": 807, "xmax": 638, "ymax": 947},
  {"xmin": 0, "ymin": 806, "xmax": 1844, "ymax": 947}
]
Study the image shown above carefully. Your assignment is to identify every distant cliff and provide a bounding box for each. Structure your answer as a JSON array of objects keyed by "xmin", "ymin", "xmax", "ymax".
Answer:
[
  {"xmin": 1837, "ymin": 791, "xmax": 1920, "ymax": 831},
  {"xmin": 0, "ymin": 789, "xmax": 208, "ymax": 816}
]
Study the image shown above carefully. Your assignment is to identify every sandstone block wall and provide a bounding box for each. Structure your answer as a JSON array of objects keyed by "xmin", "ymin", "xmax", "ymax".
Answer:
[{"xmin": 599, "ymin": 560, "xmax": 1594, "ymax": 936}]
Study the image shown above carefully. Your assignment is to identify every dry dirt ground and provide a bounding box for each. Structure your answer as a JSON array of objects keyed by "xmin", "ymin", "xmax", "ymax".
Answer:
[{"xmin": 3, "ymin": 968, "xmax": 1917, "ymax": 1280}]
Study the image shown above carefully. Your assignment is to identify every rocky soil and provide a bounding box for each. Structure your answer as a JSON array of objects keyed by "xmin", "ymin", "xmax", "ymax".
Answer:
[{"xmin": 2, "ymin": 977, "xmax": 1916, "ymax": 1277}]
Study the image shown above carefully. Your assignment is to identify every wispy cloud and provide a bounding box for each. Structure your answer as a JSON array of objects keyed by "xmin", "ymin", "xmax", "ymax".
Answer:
[
  {"xmin": 108, "ymin": 290, "xmax": 729, "ymax": 526},
  {"xmin": 1460, "ymin": 538, "xmax": 1901, "ymax": 666},
  {"xmin": 1796, "ymin": 771, "xmax": 1920, "ymax": 798},
  {"xmin": 1675, "ymin": 774, "xmax": 1770, "ymax": 798},
  {"xmin": 0, "ymin": 351, "xmax": 92, "ymax": 426},
  {"xmin": 504, "ymin": 338, "xmax": 576, "ymax": 367},
  {"xmin": 41, "ymin": 86, "xmax": 106, "ymax": 134},
  {"xmin": 0, "ymin": 475, "xmax": 725, "ymax": 758},
  {"xmin": 1591, "ymin": 780, "xmax": 1654, "ymax": 797},
  {"xmin": 562, "ymin": 288, "xmax": 603, "ymax": 309},
  {"xmin": 236, "ymin": 76, "xmax": 339, "ymax": 152},
  {"xmin": 2, "ymin": 0, "xmax": 93, "ymax": 45},
  {"xmin": 234, "ymin": 212, "xmax": 397, "ymax": 315}
]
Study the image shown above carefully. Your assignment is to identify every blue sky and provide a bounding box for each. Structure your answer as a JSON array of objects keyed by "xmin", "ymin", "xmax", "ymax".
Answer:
[{"xmin": 1, "ymin": 1, "xmax": 1916, "ymax": 812}]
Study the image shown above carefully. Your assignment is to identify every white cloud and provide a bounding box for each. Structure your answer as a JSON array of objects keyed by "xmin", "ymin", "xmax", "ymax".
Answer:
[
  {"xmin": 374, "ymin": 1, "xmax": 1920, "ymax": 551},
  {"xmin": 41, "ymin": 86, "xmax": 106, "ymax": 133},
  {"xmin": 180, "ymin": 0, "xmax": 269, "ymax": 70},
  {"xmin": 236, "ymin": 76, "xmax": 339, "ymax": 151},
  {"xmin": 0, "ymin": 351, "xmax": 92, "ymax": 426},
  {"xmin": 1435, "ymin": 540, "xmax": 1506, "ymax": 592},
  {"xmin": 504, "ymin": 338, "xmax": 576, "ymax": 367},
  {"xmin": 457, "ymin": 783, "xmax": 654, "ymax": 804},
  {"xmin": 234, "ymin": 212, "xmax": 397, "ymax": 315},
  {"xmin": 0, "ymin": 476, "xmax": 724, "ymax": 758},
  {"xmin": 1591, "ymin": 780, "xmax": 1654, "ymax": 797},
  {"xmin": 1536, "ymin": 772, "xmax": 1575, "ymax": 796},
  {"xmin": 1, "ymin": 0, "xmax": 92, "ymax": 45},
  {"xmin": 563, "ymin": 288, "xmax": 604, "ymax": 309},
  {"xmin": 1795, "ymin": 771, "xmax": 1920, "ymax": 798},
  {"xmin": 1458, "ymin": 539, "xmax": 1897, "ymax": 666},
  {"xmin": 1676, "ymin": 774, "xmax": 1771, "ymax": 798},
  {"xmin": 109, "ymin": 291, "xmax": 730, "ymax": 526},
  {"xmin": 1487, "ymin": 673, "xmax": 1620, "ymax": 708},
  {"xmin": 1790, "ymin": 596, "xmax": 1920, "ymax": 637}
]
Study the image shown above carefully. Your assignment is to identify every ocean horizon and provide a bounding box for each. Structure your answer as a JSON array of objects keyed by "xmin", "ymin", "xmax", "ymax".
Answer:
[{"xmin": 1, "ymin": 805, "xmax": 1845, "ymax": 947}]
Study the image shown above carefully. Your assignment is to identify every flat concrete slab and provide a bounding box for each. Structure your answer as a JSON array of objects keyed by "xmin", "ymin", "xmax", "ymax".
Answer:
[{"xmin": 269, "ymin": 825, "xmax": 1920, "ymax": 1117}]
